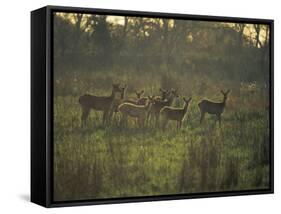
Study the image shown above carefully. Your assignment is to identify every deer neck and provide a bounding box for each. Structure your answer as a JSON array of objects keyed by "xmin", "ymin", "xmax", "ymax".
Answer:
[
  {"xmin": 110, "ymin": 90, "xmax": 117, "ymax": 100},
  {"xmin": 145, "ymin": 102, "xmax": 150, "ymax": 110},
  {"xmin": 222, "ymin": 98, "xmax": 227, "ymax": 107},
  {"xmin": 183, "ymin": 103, "xmax": 188, "ymax": 113},
  {"xmin": 167, "ymin": 95, "xmax": 175, "ymax": 105},
  {"xmin": 121, "ymin": 91, "xmax": 125, "ymax": 100}
]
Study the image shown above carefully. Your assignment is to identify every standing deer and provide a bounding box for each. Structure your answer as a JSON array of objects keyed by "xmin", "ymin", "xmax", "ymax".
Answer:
[
  {"xmin": 118, "ymin": 96, "xmax": 155, "ymax": 128},
  {"xmin": 148, "ymin": 89, "xmax": 179, "ymax": 127},
  {"xmin": 198, "ymin": 90, "xmax": 230, "ymax": 126},
  {"xmin": 116, "ymin": 88, "xmax": 146, "ymax": 106},
  {"xmin": 135, "ymin": 90, "xmax": 147, "ymax": 105},
  {"xmin": 135, "ymin": 88, "xmax": 168, "ymax": 105},
  {"xmin": 78, "ymin": 83, "xmax": 122, "ymax": 127},
  {"xmin": 109, "ymin": 84, "xmax": 127, "ymax": 122},
  {"xmin": 160, "ymin": 97, "xmax": 192, "ymax": 130},
  {"xmin": 155, "ymin": 88, "xmax": 170, "ymax": 101}
]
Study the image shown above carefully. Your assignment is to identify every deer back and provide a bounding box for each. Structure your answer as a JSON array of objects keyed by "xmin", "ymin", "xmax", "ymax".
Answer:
[
  {"xmin": 198, "ymin": 100, "xmax": 225, "ymax": 114},
  {"xmin": 118, "ymin": 103, "xmax": 147, "ymax": 118}
]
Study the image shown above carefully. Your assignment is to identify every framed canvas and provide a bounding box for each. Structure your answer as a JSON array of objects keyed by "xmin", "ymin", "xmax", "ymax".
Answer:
[{"xmin": 31, "ymin": 5, "xmax": 274, "ymax": 207}]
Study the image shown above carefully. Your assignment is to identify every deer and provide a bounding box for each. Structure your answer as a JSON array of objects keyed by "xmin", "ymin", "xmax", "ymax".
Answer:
[
  {"xmin": 135, "ymin": 88, "xmax": 169, "ymax": 105},
  {"xmin": 160, "ymin": 97, "xmax": 192, "ymax": 130},
  {"xmin": 120, "ymin": 89, "xmax": 144, "ymax": 105},
  {"xmin": 108, "ymin": 84, "xmax": 127, "ymax": 123},
  {"xmin": 155, "ymin": 88, "xmax": 170, "ymax": 101},
  {"xmin": 135, "ymin": 90, "xmax": 146, "ymax": 105},
  {"xmin": 118, "ymin": 96, "xmax": 155, "ymax": 128},
  {"xmin": 148, "ymin": 88, "xmax": 179, "ymax": 127},
  {"xmin": 78, "ymin": 83, "xmax": 122, "ymax": 127},
  {"xmin": 198, "ymin": 90, "xmax": 230, "ymax": 126}
]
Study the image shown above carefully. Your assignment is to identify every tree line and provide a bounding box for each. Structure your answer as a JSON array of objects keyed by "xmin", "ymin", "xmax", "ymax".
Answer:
[{"xmin": 54, "ymin": 13, "xmax": 270, "ymax": 85}]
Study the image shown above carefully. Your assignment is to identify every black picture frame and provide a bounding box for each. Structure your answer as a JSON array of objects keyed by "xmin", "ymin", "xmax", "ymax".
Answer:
[{"xmin": 31, "ymin": 5, "xmax": 274, "ymax": 208}]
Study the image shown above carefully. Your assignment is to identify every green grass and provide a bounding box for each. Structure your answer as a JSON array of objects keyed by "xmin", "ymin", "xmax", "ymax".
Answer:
[{"xmin": 53, "ymin": 72, "xmax": 270, "ymax": 201}]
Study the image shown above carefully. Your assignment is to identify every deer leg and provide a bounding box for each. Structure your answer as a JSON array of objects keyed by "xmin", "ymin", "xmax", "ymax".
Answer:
[
  {"xmin": 146, "ymin": 110, "xmax": 151, "ymax": 124},
  {"xmin": 118, "ymin": 114, "xmax": 122, "ymax": 127},
  {"xmin": 217, "ymin": 114, "xmax": 222, "ymax": 127},
  {"xmin": 119, "ymin": 114, "xmax": 124, "ymax": 127},
  {"xmin": 115, "ymin": 112, "xmax": 121, "ymax": 126},
  {"xmin": 148, "ymin": 111, "xmax": 154, "ymax": 127},
  {"xmin": 150, "ymin": 113, "xmax": 154, "ymax": 126},
  {"xmin": 120, "ymin": 114, "xmax": 127, "ymax": 128},
  {"xmin": 179, "ymin": 120, "xmax": 182, "ymax": 130},
  {"xmin": 81, "ymin": 108, "xmax": 90, "ymax": 127},
  {"xmin": 200, "ymin": 112, "xmax": 205, "ymax": 124},
  {"xmin": 140, "ymin": 118, "xmax": 145, "ymax": 128},
  {"xmin": 141, "ymin": 116, "xmax": 145, "ymax": 128},
  {"xmin": 138, "ymin": 118, "xmax": 143, "ymax": 128},
  {"xmin": 111, "ymin": 111, "xmax": 116, "ymax": 125},
  {"xmin": 155, "ymin": 113, "xmax": 160, "ymax": 128},
  {"xmin": 103, "ymin": 111, "xmax": 108, "ymax": 126},
  {"xmin": 162, "ymin": 117, "xmax": 168, "ymax": 131},
  {"xmin": 144, "ymin": 112, "xmax": 150, "ymax": 126},
  {"xmin": 108, "ymin": 110, "xmax": 113, "ymax": 125},
  {"xmin": 123, "ymin": 115, "xmax": 128, "ymax": 127}
]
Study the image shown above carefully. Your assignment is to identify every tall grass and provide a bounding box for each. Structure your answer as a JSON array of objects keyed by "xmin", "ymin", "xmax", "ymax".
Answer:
[{"xmin": 53, "ymin": 69, "xmax": 270, "ymax": 201}]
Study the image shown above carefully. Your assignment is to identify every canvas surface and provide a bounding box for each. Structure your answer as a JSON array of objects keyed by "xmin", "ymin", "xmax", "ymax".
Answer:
[{"xmin": 52, "ymin": 11, "xmax": 271, "ymax": 201}]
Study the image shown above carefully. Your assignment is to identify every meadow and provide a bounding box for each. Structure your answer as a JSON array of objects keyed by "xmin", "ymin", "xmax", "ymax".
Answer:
[{"xmin": 53, "ymin": 70, "xmax": 270, "ymax": 201}]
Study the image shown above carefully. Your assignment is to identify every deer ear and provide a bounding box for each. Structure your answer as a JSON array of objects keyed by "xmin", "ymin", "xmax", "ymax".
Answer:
[
  {"xmin": 141, "ymin": 90, "xmax": 144, "ymax": 94},
  {"xmin": 227, "ymin": 89, "xmax": 230, "ymax": 94},
  {"xmin": 188, "ymin": 97, "xmax": 192, "ymax": 102},
  {"xmin": 220, "ymin": 90, "xmax": 225, "ymax": 94}
]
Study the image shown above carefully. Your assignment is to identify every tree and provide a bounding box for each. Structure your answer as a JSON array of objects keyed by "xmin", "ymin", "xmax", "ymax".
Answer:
[{"xmin": 91, "ymin": 15, "xmax": 113, "ymax": 68}]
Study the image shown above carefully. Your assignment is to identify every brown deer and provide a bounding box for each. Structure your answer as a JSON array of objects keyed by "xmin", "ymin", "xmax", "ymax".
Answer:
[
  {"xmin": 78, "ymin": 83, "xmax": 122, "ymax": 127},
  {"xmin": 118, "ymin": 96, "xmax": 155, "ymax": 128},
  {"xmin": 160, "ymin": 97, "xmax": 192, "ymax": 130},
  {"xmin": 135, "ymin": 90, "xmax": 146, "ymax": 105},
  {"xmin": 155, "ymin": 88, "xmax": 170, "ymax": 101},
  {"xmin": 120, "ymin": 89, "xmax": 145, "ymax": 105},
  {"xmin": 109, "ymin": 84, "xmax": 127, "ymax": 122},
  {"xmin": 148, "ymin": 89, "xmax": 179, "ymax": 127},
  {"xmin": 198, "ymin": 90, "xmax": 230, "ymax": 126},
  {"xmin": 135, "ymin": 88, "xmax": 168, "ymax": 105}
]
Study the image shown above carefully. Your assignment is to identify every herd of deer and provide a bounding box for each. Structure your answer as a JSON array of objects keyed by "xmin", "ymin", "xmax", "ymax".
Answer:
[{"xmin": 78, "ymin": 83, "xmax": 230, "ymax": 130}]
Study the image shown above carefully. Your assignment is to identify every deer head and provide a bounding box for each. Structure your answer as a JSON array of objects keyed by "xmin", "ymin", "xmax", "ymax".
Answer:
[
  {"xmin": 170, "ymin": 88, "xmax": 179, "ymax": 98},
  {"xmin": 148, "ymin": 95, "xmax": 155, "ymax": 103},
  {"xmin": 183, "ymin": 97, "xmax": 192, "ymax": 104},
  {"xmin": 120, "ymin": 84, "xmax": 127, "ymax": 99},
  {"xmin": 111, "ymin": 83, "xmax": 122, "ymax": 96},
  {"xmin": 159, "ymin": 88, "xmax": 169, "ymax": 100},
  {"xmin": 183, "ymin": 96, "xmax": 192, "ymax": 109},
  {"xmin": 135, "ymin": 90, "xmax": 145, "ymax": 99},
  {"xmin": 220, "ymin": 90, "xmax": 230, "ymax": 102}
]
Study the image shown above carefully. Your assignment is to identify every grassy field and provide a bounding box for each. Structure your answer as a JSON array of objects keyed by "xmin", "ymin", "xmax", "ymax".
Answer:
[{"xmin": 53, "ymin": 70, "xmax": 270, "ymax": 201}]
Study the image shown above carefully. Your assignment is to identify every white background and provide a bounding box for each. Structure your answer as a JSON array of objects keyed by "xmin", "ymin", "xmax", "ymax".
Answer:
[{"xmin": 0, "ymin": 0, "xmax": 279, "ymax": 212}]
